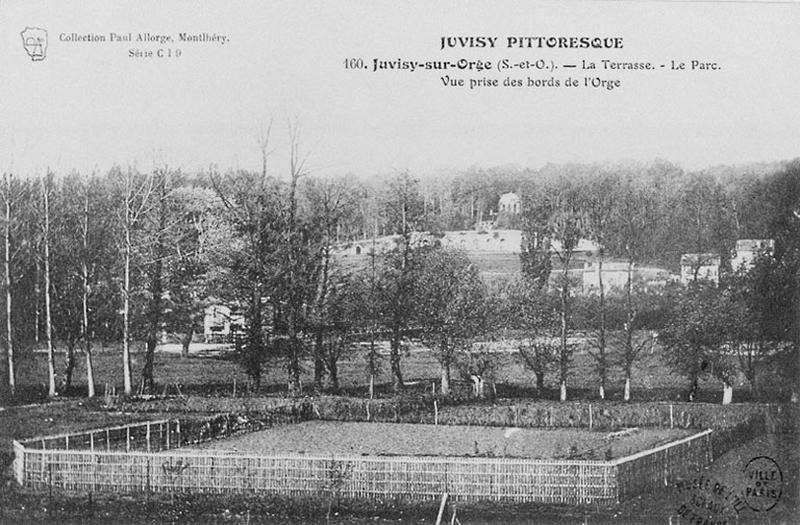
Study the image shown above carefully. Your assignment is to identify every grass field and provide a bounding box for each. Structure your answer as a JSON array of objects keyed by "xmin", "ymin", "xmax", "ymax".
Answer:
[
  {"xmin": 1, "ymin": 332, "xmax": 789, "ymax": 405},
  {"xmin": 185, "ymin": 420, "xmax": 691, "ymax": 460}
]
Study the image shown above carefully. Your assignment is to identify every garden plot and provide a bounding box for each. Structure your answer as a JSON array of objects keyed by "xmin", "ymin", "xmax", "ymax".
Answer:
[{"xmin": 184, "ymin": 420, "xmax": 692, "ymax": 460}]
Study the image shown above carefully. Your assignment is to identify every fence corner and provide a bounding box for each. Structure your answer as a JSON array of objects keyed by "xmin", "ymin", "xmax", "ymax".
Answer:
[{"xmin": 12, "ymin": 440, "xmax": 25, "ymax": 486}]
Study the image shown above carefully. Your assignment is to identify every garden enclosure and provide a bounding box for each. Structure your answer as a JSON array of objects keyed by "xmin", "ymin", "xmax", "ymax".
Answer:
[{"xmin": 12, "ymin": 412, "xmax": 715, "ymax": 507}]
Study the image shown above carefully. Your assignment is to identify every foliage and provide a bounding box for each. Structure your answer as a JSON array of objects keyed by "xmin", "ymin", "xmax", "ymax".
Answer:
[{"xmin": 414, "ymin": 247, "xmax": 488, "ymax": 394}]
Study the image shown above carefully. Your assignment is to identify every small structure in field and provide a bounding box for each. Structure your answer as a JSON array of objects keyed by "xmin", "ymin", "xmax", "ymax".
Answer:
[
  {"xmin": 203, "ymin": 304, "xmax": 245, "ymax": 343},
  {"xmin": 680, "ymin": 253, "xmax": 721, "ymax": 285},
  {"xmin": 582, "ymin": 261, "xmax": 632, "ymax": 293},
  {"xmin": 732, "ymin": 238, "xmax": 774, "ymax": 271}
]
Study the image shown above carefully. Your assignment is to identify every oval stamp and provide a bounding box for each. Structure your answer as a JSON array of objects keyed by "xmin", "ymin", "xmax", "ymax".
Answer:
[{"xmin": 742, "ymin": 456, "xmax": 783, "ymax": 512}]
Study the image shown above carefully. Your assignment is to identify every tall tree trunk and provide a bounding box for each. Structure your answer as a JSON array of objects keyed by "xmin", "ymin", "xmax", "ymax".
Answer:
[
  {"xmin": 63, "ymin": 340, "xmax": 76, "ymax": 392},
  {"xmin": 43, "ymin": 175, "xmax": 56, "ymax": 398},
  {"xmin": 286, "ymin": 147, "xmax": 302, "ymax": 397},
  {"xmin": 122, "ymin": 197, "xmax": 133, "ymax": 396},
  {"xmin": 597, "ymin": 257, "xmax": 607, "ymax": 400},
  {"xmin": 181, "ymin": 326, "xmax": 193, "ymax": 358},
  {"xmin": 623, "ymin": 258, "xmax": 634, "ymax": 402},
  {"xmin": 722, "ymin": 381, "xmax": 733, "ymax": 405},
  {"xmin": 535, "ymin": 371, "xmax": 545, "ymax": 393},
  {"xmin": 142, "ymin": 174, "xmax": 167, "ymax": 395},
  {"xmin": 34, "ymin": 259, "xmax": 40, "ymax": 344},
  {"xmin": 390, "ymin": 331, "xmax": 404, "ymax": 393},
  {"xmin": 327, "ymin": 349, "xmax": 339, "ymax": 393},
  {"xmin": 440, "ymin": 362, "xmax": 451, "ymax": 396},
  {"xmin": 314, "ymin": 330, "xmax": 325, "ymax": 391},
  {"xmin": 367, "ymin": 239, "xmax": 378, "ymax": 399},
  {"xmin": 4, "ymin": 174, "xmax": 14, "ymax": 396},
  {"xmin": 688, "ymin": 371, "xmax": 699, "ymax": 402},
  {"xmin": 246, "ymin": 284, "xmax": 263, "ymax": 390},
  {"xmin": 559, "ymin": 264, "xmax": 569, "ymax": 402},
  {"xmin": 82, "ymin": 189, "xmax": 95, "ymax": 397},
  {"xmin": 313, "ymin": 245, "xmax": 331, "ymax": 391},
  {"xmin": 624, "ymin": 366, "xmax": 632, "ymax": 402}
]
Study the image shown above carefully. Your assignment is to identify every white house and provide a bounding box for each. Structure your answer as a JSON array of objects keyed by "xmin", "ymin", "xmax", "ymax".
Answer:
[
  {"xmin": 732, "ymin": 239, "xmax": 774, "ymax": 271},
  {"xmin": 203, "ymin": 304, "xmax": 245, "ymax": 342},
  {"xmin": 680, "ymin": 253, "xmax": 721, "ymax": 285},
  {"xmin": 497, "ymin": 192, "xmax": 521, "ymax": 215},
  {"xmin": 582, "ymin": 261, "xmax": 632, "ymax": 293}
]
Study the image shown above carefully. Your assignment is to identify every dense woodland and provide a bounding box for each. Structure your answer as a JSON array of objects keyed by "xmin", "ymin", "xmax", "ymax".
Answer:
[{"xmin": 0, "ymin": 144, "xmax": 797, "ymax": 405}]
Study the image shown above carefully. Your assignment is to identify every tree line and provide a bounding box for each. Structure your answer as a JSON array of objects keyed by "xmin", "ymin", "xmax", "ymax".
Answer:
[{"xmin": 0, "ymin": 146, "xmax": 797, "ymax": 403}]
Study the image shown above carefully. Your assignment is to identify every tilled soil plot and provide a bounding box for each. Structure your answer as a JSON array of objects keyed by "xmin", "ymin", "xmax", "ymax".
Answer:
[{"xmin": 185, "ymin": 420, "xmax": 692, "ymax": 459}]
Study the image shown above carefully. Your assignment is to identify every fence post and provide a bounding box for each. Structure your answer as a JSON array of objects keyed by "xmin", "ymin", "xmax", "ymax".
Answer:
[
  {"xmin": 176, "ymin": 420, "xmax": 181, "ymax": 448},
  {"xmin": 126, "ymin": 427, "xmax": 131, "ymax": 452},
  {"xmin": 106, "ymin": 429, "xmax": 110, "ymax": 452},
  {"xmin": 434, "ymin": 400, "xmax": 439, "ymax": 426},
  {"xmin": 146, "ymin": 422, "xmax": 151, "ymax": 453},
  {"xmin": 166, "ymin": 421, "xmax": 170, "ymax": 450},
  {"xmin": 12, "ymin": 441, "xmax": 24, "ymax": 485},
  {"xmin": 589, "ymin": 404, "xmax": 593, "ymax": 430},
  {"xmin": 65, "ymin": 435, "xmax": 69, "ymax": 451},
  {"xmin": 669, "ymin": 404, "xmax": 674, "ymax": 429},
  {"xmin": 435, "ymin": 493, "xmax": 448, "ymax": 525},
  {"xmin": 90, "ymin": 432, "xmax": 94, "ymax": 453}
]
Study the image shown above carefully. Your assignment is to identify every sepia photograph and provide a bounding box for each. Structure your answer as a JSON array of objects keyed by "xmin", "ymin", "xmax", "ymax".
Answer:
[{"xmin": 1, "ymin": 1, "xmax": 798, "ymax": 523}]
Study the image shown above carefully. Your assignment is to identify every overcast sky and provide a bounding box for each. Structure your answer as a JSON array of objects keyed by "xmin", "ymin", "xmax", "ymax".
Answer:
[{"xmin": 1, "ymin": 1, "xmax": 799, "ymax": 179}]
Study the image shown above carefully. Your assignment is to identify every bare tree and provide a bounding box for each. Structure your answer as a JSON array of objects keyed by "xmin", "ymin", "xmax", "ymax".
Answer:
[
  {"xmin": 512, "ymin": 281, "xmax": 560, "ymax": 395},
  {"xmin": 208, "ymin": 122, "xmax": 282, "ymax": 390},
  {"xmin": 80, "ymin": 181, "xmax": 95, "ymax": 396},
  {"xmin": 282, "ymin": 120, "xmax": 312, "ymax": 396},
  {"xmin": 607, "ymin": 179, "xmax": 658, "ymax": 401},
  {"xmin": 41, "ymin": 172, "xmax": 56, "ymax": 397},
  {"xmin": 306, "ymin": 176, "xmax": 357, "ymax": 391},
  {"xmin": 1, "ymin": 173, "xmax": 21, "ymax": 396},
  {"xmin": 142, "ymin": 168, "xmax": 172, "ymax": 393},
  {"xmin": 379, "ymin": 172, "xmax": 426, "ymax": 392},
  {"xmin": 117, "ymin": 168, "xmax": 155, "ymax": 395},
  {"xmin": 581, "ymin": 174, "xmax": 619, "ymax": 399},
  {"xmin": 548, "ymin": 184, "xmax": 584, "ymax": 402}
]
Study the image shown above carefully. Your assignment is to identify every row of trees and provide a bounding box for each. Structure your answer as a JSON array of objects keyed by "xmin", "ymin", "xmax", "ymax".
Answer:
[{"xmin": 1, "ymin": 142, "xmax": 797, "ymax": 402}]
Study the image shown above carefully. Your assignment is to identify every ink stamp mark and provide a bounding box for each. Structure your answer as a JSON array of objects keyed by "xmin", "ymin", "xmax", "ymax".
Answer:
[{"xmin": 742, "ymin": 455, "xmax": 782, "ymax": 512}]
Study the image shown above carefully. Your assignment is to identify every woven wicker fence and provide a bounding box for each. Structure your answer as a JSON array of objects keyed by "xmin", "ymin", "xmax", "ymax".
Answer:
[
  {"xmin": 614, "ymin": 429, "xmax": 712, "ymax": 501},
  {"xmin": 12, "ymin": 418, "xmax": 714, "ymax": 507}
]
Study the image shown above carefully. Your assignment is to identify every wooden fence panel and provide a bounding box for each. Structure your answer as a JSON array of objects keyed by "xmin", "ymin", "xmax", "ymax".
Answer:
[{"xmin": 13, "ymin": 418, "xmax": 714, "ymax": 507}]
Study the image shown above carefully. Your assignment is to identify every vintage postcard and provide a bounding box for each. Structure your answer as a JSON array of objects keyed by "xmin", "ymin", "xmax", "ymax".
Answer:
[{"xmin": 1, "ymin": 1, "xmax": 798, "ymax": 523}]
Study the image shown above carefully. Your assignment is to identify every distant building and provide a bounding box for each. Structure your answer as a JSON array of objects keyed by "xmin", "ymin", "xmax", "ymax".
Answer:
[
  {"xmin": 732, "ymin": 239, "xmax": 774, "ymax": 271},
  {"xmin": 497, "ymin": 192, "xmax": 521, "ymax": 214},
  {"xmin": 680, "ymin": 253, "xmax": 721, "ymax": 285},
  {"xmin": 582, "ymin": 261, "xmax": 632, "ymax": 293},
  {"xmin": 203, "ymin": 304, "xmax": 245, "ymax": 343}
]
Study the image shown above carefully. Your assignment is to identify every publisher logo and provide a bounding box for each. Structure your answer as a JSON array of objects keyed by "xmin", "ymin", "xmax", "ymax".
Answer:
[{"xmin": 21, "ymin": 27, "xmax": 48, "ymax": 61}]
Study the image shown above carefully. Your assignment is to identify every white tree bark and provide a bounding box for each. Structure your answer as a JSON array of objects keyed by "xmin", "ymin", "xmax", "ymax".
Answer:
[
  {"xmin": 722, "ymin": 382, "xmax": 733, "ymax": 405},
  {"xmin": 3, "ymin": 173, "xmax": 14, "ymax": 396},
  {"xmin": 122, "ymin": 214, "xmax": 132, "ymax": 395},
  {"xmin": 42, "ymin": 175, "xmax": 56, "ymax": 397},
  {"xmin": 82, "ymin": 188, "xmax": 95, "ymax": 397},
  {"xmin": 560, "ymin": 380, "xmax": 567, "ymax": 402},
  {"xmin": 624, "ymin": 377, "xmax": 631, "ymax": 402},
  {"xmin": 440, "ymin": 365, "xmax": 450, "ymax": 396}
]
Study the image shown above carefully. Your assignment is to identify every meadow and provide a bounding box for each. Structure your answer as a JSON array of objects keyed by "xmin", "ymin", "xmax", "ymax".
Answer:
[{"xmin": 1, "ymin": 332, "xmax": 787, "ymax": 404}]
